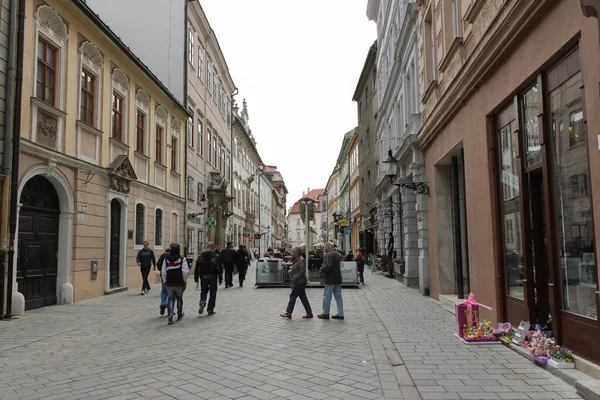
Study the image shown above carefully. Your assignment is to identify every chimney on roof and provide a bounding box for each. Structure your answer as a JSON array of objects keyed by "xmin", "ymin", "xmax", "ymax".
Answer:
[
  {"xmin": 307, "ymin": 187, "xmax": 310, "ymax": 193},
  {"xmin": 302, "ymin": 190, "xmax": 305, "ymax": 197}
]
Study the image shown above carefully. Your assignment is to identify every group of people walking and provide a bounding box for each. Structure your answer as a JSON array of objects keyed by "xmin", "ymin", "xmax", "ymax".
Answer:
[
  {"xmin": 137, "ymin": 241, "xmax": 250, "ymax": 325},
  {"xmin": 137, "ymin": 240, "xmax": 355, "ymax": 325},
  {"xmin": 281, "ymin": 242, "xmax": 345, "ymax": 320}
]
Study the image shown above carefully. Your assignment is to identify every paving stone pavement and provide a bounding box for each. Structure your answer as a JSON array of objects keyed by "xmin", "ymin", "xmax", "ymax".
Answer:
[{"xmin": 0, "ymin": 264, "xmax": 581, "ymax": 400}]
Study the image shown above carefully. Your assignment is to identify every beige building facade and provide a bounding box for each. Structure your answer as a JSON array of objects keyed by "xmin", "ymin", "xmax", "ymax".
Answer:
[
  {"xmin": 185, "ymin": 0, "xmax": 235, "ymax": 256},
  {"xmin": 419, "ymin": 0, "xmax": 600, "ymax": 363},
  {"xmin": 11, "ymin": 0, "xmax": 187, "ymax": 314}
]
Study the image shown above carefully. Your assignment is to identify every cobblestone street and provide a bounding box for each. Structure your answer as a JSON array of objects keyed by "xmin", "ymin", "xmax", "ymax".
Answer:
[{"xmin": 0, "ymin": 265, "xmax": 580, "ymax": 400}]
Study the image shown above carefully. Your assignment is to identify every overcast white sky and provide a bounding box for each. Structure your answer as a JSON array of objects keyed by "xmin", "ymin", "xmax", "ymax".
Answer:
[{"xmin": 200, "ymin": 0, "xmax": 376, "ymax": 207}]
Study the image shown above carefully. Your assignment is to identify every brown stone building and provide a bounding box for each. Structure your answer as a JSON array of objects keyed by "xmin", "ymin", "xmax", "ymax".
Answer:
[{"xmin": 419, "ymin": 0, "xmax": 600, "ymax": 362}]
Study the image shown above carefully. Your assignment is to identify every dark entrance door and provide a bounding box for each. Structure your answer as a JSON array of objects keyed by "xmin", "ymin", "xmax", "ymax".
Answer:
[
  {"xmin": 17, "ymin": 175, "xmax": 60, "ymax": 311},
  {"xmin": 109, "ymin": 199, "xmax": 121, "ymax": 288}
]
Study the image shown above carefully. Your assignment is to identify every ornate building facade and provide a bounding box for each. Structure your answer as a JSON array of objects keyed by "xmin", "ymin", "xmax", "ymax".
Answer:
[{"xmin": 10, "ymin": 0, "xmax": 188, "ymax": 314}]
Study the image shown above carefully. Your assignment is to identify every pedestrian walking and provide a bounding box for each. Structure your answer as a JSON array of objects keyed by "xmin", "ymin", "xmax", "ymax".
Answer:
[
  {"xmin": 156, "ymin": 248, "xmax": 170, "ymax": 315},
  {"xmin": 220, "ymin": 242, "xmax": 236, "ymax": 288},
  {"xmin": 235, "ymin": 245, "xmax": 250, "ymax": 287},
  {"xmin": 194, "ymin": 242, "xmax": 223, "ymax": 315},
  {"xmin": 136, "ymin": 241, "xmax": 156, "ymax": 295},
  {"xmin": 318, "ymin": 242, "xmax": 344, "ymax": 320},
  {"xmin": 355, "ymin": 252, "xmax": 365, "ymax": 285},
  {"xmin": 160, "ymin": 243, "xmax": 189, "ymax": 325},
  {"xmin": 280, "ymin": 246, "xmax": 313, "ymax": 319}
]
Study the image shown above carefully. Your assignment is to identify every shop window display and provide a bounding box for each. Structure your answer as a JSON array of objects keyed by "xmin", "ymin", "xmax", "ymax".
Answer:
[{"xmin": 549, "ymin": 71, "xmax": 597, "ymax": 320}]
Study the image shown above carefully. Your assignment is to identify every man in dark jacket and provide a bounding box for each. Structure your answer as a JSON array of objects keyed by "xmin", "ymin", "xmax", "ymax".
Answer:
[
  {"xmin": 235, "ymin": 245, "xmax": 250, "ymax": 287},
  {"xmin": 318, "ymin": 242, "xmax": 344, "ymax": 320},
  {"xmin": 160, "ymin": 243, "xmax": 189, "ymax": 325},
  {"xmin": 220, "ymin": 242, "xmax": 237, "ymax": 288},
  {"xmin": 194, "ymin": 241, "xmax": 223, "ymax": 315},
  {"xmin": 136, "ymin": 241, "xmax": 156, "ymax": 295},
  {"xmin": 156, "ymin": 249, "xmax": 170, "ymax": 315},
  {"xmin": 355, "ymin": 252, "xmax": 365, "ymax": 285}
]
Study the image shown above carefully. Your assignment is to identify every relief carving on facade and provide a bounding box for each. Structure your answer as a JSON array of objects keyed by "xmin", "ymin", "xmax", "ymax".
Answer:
[
  {"xmin": 107, "ymin": 155, "xmax": 137, "ymax": 194},
  {"xmin": 208, "ymin": 171, "xmax": 229, "ymax": 190},
  {"xmin": 37, "ymin": 110, "xmax": 58, "ymax": 149}
]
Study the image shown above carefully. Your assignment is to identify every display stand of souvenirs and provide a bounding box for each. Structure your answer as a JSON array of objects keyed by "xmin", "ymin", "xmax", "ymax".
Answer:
[{"xmin": 454, "ymin": 293, "xmax": 500, "ymax": 344}]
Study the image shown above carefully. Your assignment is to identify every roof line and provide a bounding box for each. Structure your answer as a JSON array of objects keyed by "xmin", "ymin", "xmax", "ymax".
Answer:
[{"xmin": 72, "ymin": 0, "xmax": 190, "ymax": 116}]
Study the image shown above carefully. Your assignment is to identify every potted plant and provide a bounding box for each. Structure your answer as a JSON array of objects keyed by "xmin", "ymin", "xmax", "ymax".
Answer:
[{"xmin": 393, "ymin": 258, "xmax": 405, "ymax": 276}]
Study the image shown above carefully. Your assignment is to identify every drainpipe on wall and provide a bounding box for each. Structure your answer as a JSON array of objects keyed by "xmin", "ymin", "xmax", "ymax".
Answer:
[
  {"xmin": 4, "ymin": 0, "xmax": 24, "ymax": 319},
  {"xmin": 229, "ymin": 88, "xmax": 238, "ymax": 245},
  {"xmin": 0, "ymin": 0, "xmax": 18, "ymax": 318}
]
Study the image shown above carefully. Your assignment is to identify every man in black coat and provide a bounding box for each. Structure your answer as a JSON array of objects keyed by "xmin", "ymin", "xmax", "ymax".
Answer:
[
  {"xmin": 220, "ymin": 242, "xmax": 237, "ymax": 288},
  {"xmin": 194, "ymin": 242, "xmax": 223, "ymax": 315},
  {"xmin": 235, "ymin": 245, "xmax": 250, "ymax": 287}
]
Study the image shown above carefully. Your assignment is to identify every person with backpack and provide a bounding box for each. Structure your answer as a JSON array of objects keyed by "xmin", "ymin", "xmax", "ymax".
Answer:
[
  {"xmin": 160, "ymin": 243, "xmax": 189, "ymax": 325},
  {"xmin": 156, "ymin": 248, "xmax": 171, "ymax": 315},
  {"xmin": 220, "ymin": 242, "xmax": 237, "ymax": 288},
  {"xmin": 194, "ymin": 241, "xmax": 223, "ymax": 315},
  {"xmin": 235, "ymin": 245, "xmax": 250, "ymax": 287}
]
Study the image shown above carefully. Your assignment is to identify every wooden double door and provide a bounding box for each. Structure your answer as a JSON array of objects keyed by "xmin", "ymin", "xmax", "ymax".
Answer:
[
  {"xmin": 494, "ymin": 46, "xmax": 600, "ymax": 362},
  {"xmin": 17, "ymin": 176, "xmax": 60, "ymax": 311}
]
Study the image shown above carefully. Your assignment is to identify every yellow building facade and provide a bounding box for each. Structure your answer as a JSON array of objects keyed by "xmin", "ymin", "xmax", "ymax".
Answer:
[{"xmin": 11, "ymin": 0, "xmax": 187, "ymax": 313}]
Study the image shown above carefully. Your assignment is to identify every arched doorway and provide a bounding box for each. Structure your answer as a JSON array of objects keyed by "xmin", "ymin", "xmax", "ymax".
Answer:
[
  {"xmin": 109, "ymin": 199, "xmax": 121, "ymax": 288},
  {"xmin": 17, "ymin": 175, "xmax": 60, "ymax": 310}
]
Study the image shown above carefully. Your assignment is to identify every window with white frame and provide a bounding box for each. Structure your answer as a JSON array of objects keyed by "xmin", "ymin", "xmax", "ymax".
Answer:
[
  {"xmin": 135, "ymin": 203, "xmax": 146, "ymax": 246},
  {"xmin": 187, "ymin": 114, "xmax": 194, "ymax": 148},
  {"xmin": 197, "ymin": 119, "xmax": 203, "ymax": 156},
  {"xmin": 170, "ymin": 119, "xmax": 181, "ymax": 172},
  {"xmin": 155, "ymin": 105, "xmax": 167, "ymax": 164},
  {"xmin": 198, "ymin": 46, "xmax": 205, "ymax": 81},
  {"xmin": 207, "ymin": 128, "xmax": 212, "ymax": 164},
  {"xmin": 111, "ymin": 69, "xmax": 129, "ymax": 142},
  {"xmin": 187, "ymin": 229, "xmax": 195, "ymax": 254},
  {"xmin": 155, "ymin": 208, "xmax": 163, "ymax": 247},
  {"xmin": 207, "ymin": 60, "xmax": 213, "ymax": 94},
  {"xmin": 135, "ymin": 89, "xmax": 150, "ymax": 155},
  {"xmin": 213, "ymin": 136, "xmax": 218, "ymax": 167},
  {"xmin": 212, "ymin": 73, "xmax": 218, "ymax": 103},
  {"xmin": 79, "ymin": 42, "xmax": 102, "ymax": 127},
  {"xmin": 197, "ymin": 230, "xmax": 204, "ymax": 253},
  {"xmin": 188, "ymin": 29, "xmax": 194, "ymax": 65},
  {"xmin": 187, "ymin": 176, "xmax": 194, "ymax": 200},
  {"xmin": 197, "ymin": 182, "xmax": 204, "ymax": 202},
  {"xmin": 35, "ymin": 6, "xmax": 67, "ymax": 108}
]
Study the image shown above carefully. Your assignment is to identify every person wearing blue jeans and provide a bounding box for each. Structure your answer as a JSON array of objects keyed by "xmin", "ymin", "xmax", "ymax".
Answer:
[
  {"xmin": 157, "ymin": 249, "xmax": 171, "ymax": 315},
  {"xmin": 318, "ymin": 242, "xmax": 344, "ymax": 320},
  {"xmin": 160, "ymin": 243, "xmax": 189, "ymax": 325}
]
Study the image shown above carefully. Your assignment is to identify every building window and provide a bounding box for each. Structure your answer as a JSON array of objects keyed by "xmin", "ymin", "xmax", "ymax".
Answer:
[
  {"xmin": 296, "ymin": 232, "xmax": 300, "ymax": 240},
  {"xmin": 213, "ymin": 74, "xmax": 218, "ymax": 103},
  {"xmin": 187, "ymin": 229, "xmax": 195, "ymax": 254},
  {"xmin": 136, "ymin": 111, "xmax": 145, "ymax": 153},
  {"xmin": 570, "ymin": 174, "xmax": 588, "ymax": 196},
  {"xmin": 112, "ymin": 93, "xmax": 124, "ymax": 141},
  {"xmin": 197, "ymin": 182, "xmax": 204, "ymax": 202},
  {"xmin": 451, "ymin": 0, "xmax": 459, "ymax": 38},
  {"xmin": 198, "ymin": 46, "xmax": 205, "ymax": 81},
  {"xmin": 135, "ymin": 203, "xmax": 145, "ymax": 246},
  {"xmin": 80, "ymin": 69, "xmax": 95, "ymax": 125},
  {"xmin": 171, "ymin": 212, "xmax": 178, "ymax": 243},
  {"xmin": 188, "ymin": 29, "xmax": 194, "ymax": 65},
  {"xmin": 569, "ymin": 109, "xmax": 584, "ymax": 147},
  {"xmin": 155, "ymin": 208, "xmax": 163, "ymax": 247},
  {"xmin": 207, "ymin": 61, "xmax": 213, "ymax": 94},
  {"xmin": 155, "ymin": 125, "xmax": 163, "ymax": 163},
  {"xmin": 187, "ymin": 116, "xmax": 194, "ymax": 147},
  {"xmin": 197, "ymin": 120, "xmax": 203, "ymax": 156},
  {"xmin": 171, "ymin": 136, "xmax": 178, "ymax": 171},
  {"xmin": 187, "ymin": 176, "xmax": 195, "ymax": 200},
  {"xmin": 213, "ymin": 137, "xmax": 218, "ymax": 166},
  {"xmin": 207, "ymin": 129, "xmax": 212, "ymax": 164},
  {"xmin": 197, "ymin": 230, "xmax": 204, "ymax": 253},
  {"xmin": 37, "ymin": 38, "xmax": 58, "ymax": 106}
]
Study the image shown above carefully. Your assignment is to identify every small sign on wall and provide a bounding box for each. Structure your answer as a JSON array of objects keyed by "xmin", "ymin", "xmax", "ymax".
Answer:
[
  {"xmin": 128, "ymin": 230, "xmax": 134, "ymax": 240},
  {"xmin": 78, "ymin": 213, "xmax": 85, "ymax": 224}
]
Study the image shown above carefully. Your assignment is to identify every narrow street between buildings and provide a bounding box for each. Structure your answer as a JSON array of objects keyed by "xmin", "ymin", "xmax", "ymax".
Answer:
[{"xmin": 0, "ymin": 265, "xmax": 580, "ymax": 400}]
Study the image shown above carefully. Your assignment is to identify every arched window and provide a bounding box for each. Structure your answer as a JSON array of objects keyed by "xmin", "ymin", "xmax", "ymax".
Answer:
[
  {"xmin": 135, "ymin": 203, "xmax": 145, "ymax": 245},
  {"xmin": 155, "ymin": 208, "xmax": 163, "ymax": 247}
]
